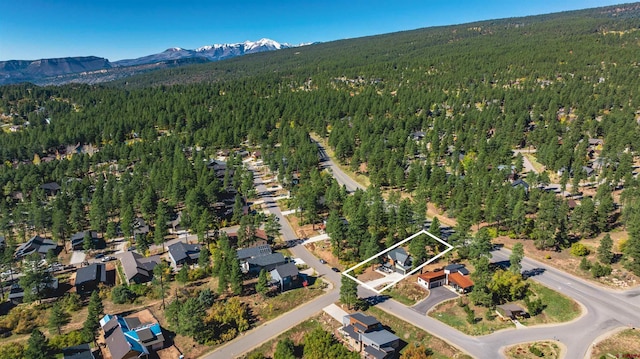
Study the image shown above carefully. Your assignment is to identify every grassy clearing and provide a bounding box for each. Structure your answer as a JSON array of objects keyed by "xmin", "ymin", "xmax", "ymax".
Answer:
[
  {"xmin": 522, "ymin": 282, "xmax": 581, "ymax": 325},
  {"xmin": 430, "ymin": 282, "xmax": 581, "ymax": 335},
  {"xmin": 240, "ymin": 313, "xmax": 331, "ymax": 359},
  {"xmin": 367, "ymin": 307, "xmax": 471, "ymax": 359},
  {"xmin": 591, "ymin": 329, "xmax": 640, "ymax": 358},
  {"xmin": 505, "ymin": 341, "xmax": 562, "ymax": 359},
  {"xmin": 252, "ymin": 284, "xmax": 326, "ymax": 322},
  {"xmin": 383, "ymin": 280, "xmax": 427, "ymax": 306},
  {"xmin": 430, "ymin": 298, "xmax": 514, "ymax": 336}
]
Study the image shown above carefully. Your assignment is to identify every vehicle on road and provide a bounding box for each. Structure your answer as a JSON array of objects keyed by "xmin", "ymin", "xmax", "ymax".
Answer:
[
  {"xmin": 319, "ymin": 259, "xmax": 326, "ymax": 264},
  {"xmin": 331, "ymin": 267, "xmax": 340, "ymax": 272},
  {"xmin": 101, "ymin": 256, "xmax": 115, "ymax": 262},
  {"xmin": 94, "ymin": 253, "xmax": 105, "ymax": 259}
]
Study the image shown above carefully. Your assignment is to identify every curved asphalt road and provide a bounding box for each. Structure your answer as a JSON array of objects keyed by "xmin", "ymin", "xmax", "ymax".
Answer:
[{"xmin": 204, "ymin": 153, "xmax": 640, "ymax": 359}]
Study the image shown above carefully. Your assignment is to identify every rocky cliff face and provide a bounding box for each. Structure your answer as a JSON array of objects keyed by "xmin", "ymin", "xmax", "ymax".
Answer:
[{"xmin": 0, "ymin": 56, "xmax": 112, "ymax": 84}]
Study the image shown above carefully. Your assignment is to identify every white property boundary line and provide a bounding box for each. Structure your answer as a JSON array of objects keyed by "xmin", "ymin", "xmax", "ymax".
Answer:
[{"xmin": 342, "ymin": 229, "xmax": 454, "ymax": 294}]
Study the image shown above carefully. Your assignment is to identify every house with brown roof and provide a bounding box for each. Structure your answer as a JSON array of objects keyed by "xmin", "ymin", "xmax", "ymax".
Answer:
[
  {"xmin": 417, "ymin": 270, "xmax": 446, "ymax": 289},
  {"xmin": 417, "ymin": 264, "xmax": 474, "ymax": 293},
  {"xmin": 119, "ymin": 252, "xmax": 159, "ymax": 284}
]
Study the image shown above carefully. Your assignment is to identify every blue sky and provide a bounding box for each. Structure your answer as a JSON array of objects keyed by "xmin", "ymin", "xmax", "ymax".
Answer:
[{"xmin": 0, "ymin": 0, "xmax": 626, "ymax": 61}]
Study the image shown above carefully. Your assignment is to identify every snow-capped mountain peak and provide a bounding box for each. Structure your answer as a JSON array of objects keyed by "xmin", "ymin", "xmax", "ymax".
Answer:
[{"xmin": 114, "ymin": 38, "xmax": 311, "ymax": 67}]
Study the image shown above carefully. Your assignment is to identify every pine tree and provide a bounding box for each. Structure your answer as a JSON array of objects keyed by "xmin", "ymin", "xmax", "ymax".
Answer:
[
  {"xmin": 256, "ymin": 269, "xmax": 269, "ymax": 298},
  {"xmin": 509, "ymin": 242, "xmax": 524, "ymax": 274},
  {"xmin": 340, "ymin": 275, "xmax": 358, "ymax": 310},
  {"xmin": 48, "ymin": 301, "xmax": 70, "ymax": 335},
  {"xmin": 176, "ymin": 265, "xmax": 189, "ymax": 285},
  {"xmin": 597, "ymin": 234, "xmax": 614, "ymax": 264},
  {"xmin": 24, "ymin": 329, "xmax": 49, "ymax": 359},
  {"xmin": 82, "ymin": 290, "xmax": 104, "ymax": 341}
]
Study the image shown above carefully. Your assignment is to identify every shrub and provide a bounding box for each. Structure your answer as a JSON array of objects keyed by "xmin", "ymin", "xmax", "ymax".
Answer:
[
  {"xmin": 579, "ymin": 257, "xmax": 592, "ymax": 271},
  {"xmin": 60, "ymin": 293, "xmax": 82, "ymax": 312},
  {"xmin": 188, "ymin": 267, "xmax": 208, "ymax": 281},
  {"xmin": 570, "ymin": 243, "xmax": 590, "ymax": 257},
  {"xmin": 49, "ymin": 331, "xmax": 85, "ymax": 350},
  {"xmin": 111, "ymin": 285, "xmax": 137, "ymax": 304},
  {"xmin": 524, "ymin": 296, "xmax": 545, "ymax": 316},
  {"xmin": 0, "ymin": 342, "xmax": 24, "ymax": 359},
  {"xmin": 591, "ymin": 262, "xmax": 612, "ymax": 278},
  {"xmin": 0, "ymin": 306, "xmax": 45, "ymax": 334},
  {"xmin": 529, "ymin": 345, "xmax": 544, "ymax": 357},
  {"xmin": 463, "ymin": 305, "xmax": 475, "ymax": 324},
  {"xmin": 129, "ymin": 283, "xmax": 150, "ymax": 297}
]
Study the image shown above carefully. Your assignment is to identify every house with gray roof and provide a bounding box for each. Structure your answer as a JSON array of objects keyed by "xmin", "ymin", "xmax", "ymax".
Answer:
[
  {"xmin": 246, "ymin": 252, "xmax": 286, "ymax": 274},
  {"xmin": 75, "ymin": 263, "xmax": 112, "ymax": 294},
  {"xmin": 119, "ymin": 252, "xmax": 159, "ymax": 284},
  {"xmin": 40, "ymin": 182, "xmax": 61, "ymax": 196},
  {"xmin": 340, "ymin": 313, "xmax": 400, "ymax": 359},
  {"xmin": 237, "ymin": 243, "xmax": 284, "ymax": 273},
  {"xmin": 167, "ymin": 242, "xmax": 201, "ymax": 268},
  {"xmin": 15, "ymin": 235, "xmax": 57, "ymax": 259},
  {"xmin": 62, "ymin": 343, "xmax": 95, "ymax": 359},
  {"xmin": 270, "ymin": 262, "xmax": 299, "ymax": 292},
  {"xmin": 70, "ymin": 231, "xmax": 103, "ymax": 251},
  {"xmin": 386, "ymin": 247, "xmax": 411, "ymax": 275}
]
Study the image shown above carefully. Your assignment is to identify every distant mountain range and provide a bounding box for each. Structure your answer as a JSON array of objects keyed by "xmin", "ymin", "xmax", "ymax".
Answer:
[{"xmin": 0, "ymin": 38, "xmax": 307, "ymax": 86}]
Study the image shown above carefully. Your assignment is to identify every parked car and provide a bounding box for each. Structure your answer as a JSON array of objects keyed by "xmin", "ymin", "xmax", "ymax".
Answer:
[
  {"xmin": 331, "ymin": 267, "xmax": 340, "ymax": 272},
  {"xmin": 319, "ymin": 259, "xmax": 327, "ymax": 264},
  {"xmin": 101, "ymin": 256, "xmax": 115, "ymax": 262},
  {"xmin": 94, "ymin": 253, "xmax": 105, "ymax": 259}
]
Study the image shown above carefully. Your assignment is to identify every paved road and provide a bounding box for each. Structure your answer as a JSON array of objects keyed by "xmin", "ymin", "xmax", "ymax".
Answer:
[
  {"xmin": 513, "ymin": 148, "xmax": 540, "ymax": 174},
  {"xmin": 314, "ymin": 139, "xmax": 365, "ymax": 193},
  {"xmin": 202, "ymin": 164, "xmax": 343, "ymax": 359},
  {"xmin": 204, "ymin": 156, "xmax": 640, "ymax": 359},
  {"xmin": 312, "ymin": 149, "xmax": 640, "ymax": 358}
]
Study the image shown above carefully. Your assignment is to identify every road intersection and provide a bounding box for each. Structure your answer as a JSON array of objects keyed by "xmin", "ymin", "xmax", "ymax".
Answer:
[{"xmin": 204, "ymin": 149, "xmax": 640, "ymax": 359}]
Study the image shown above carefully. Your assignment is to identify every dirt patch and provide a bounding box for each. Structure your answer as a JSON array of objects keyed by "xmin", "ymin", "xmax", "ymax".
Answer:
[
  {"xmin": 426, "ymin": 203, "xmax": 458, "ymax": 228},
  {"xmin": 285, "ymin": 215, "xmax": 321, "ymax": 239},
  {"xmin": 591, "ymin": 328, "xmax": 640, "ymax": 358}
]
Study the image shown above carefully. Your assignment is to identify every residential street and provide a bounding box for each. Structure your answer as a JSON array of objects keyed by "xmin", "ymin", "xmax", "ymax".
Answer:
[{"xmin": 202, "ymin": 152, "xmax": 640, "ymax": 359}]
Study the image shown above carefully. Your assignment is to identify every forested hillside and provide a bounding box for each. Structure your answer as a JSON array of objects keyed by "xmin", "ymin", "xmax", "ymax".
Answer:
[{"xmin": 2, "ymin": 2, "xmax": 640, "ymax": 277}]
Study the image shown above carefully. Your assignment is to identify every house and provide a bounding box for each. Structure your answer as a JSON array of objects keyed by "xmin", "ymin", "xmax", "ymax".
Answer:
[
  {"xmin": 62, "ymin": 343, "xmax": 95, "ymax": 359},
  {"xmin": 511, "ymin": 179, "xmax": 530, "ymax": 193},
  {"xmin": 246, "ymin": 252, "xmax": 286, "ymax": 274},
  {"xmin": 447, "ymin": 272, "xmax": 474, "ymax": 293},
  {"xmin": 236, "ymin": 243, "xmax": 285, "ymax": 273},
  {"xmin": 340, "ymin": 313, "xmax": 400, "ymax": 359},
  {"xmin": 386, "ymin": 247, "xmax": 411, "ymax": 275},
  {"xmin": 119, "ymin": 252, "xmax": 159, "ymax": 284},
  {"xmin": 167, "ymin": 242, "xmax": 201, "ymax": 268},
  {"xmin": 40, "ymin": 182, "xmax": 61, "ymax": 196},
  {"xmin": 70, "ymin": 231, "xmax": 102, "ymax": 251},
  {"xmin": 418, "ymin": 264, "xmax": 474, "ymax": 293},
  {"xmin": 8, "ymin": 278, "xmax": 59, "ymax": 304},
  {"xmin": 409, "ymin": 131, "xmax": 426, "ymax": 141},
  {"xmin": 417, "ymin": 270, "xmax": 446, "ymax": 289},
  {"xmin": 100, "ymin": 309, "xmax": 165, "ymax": 359},
  {"xmin": 444, "ymin": 263, "xmax": 470, "ymax": 276},
  {"xmin": 15, "ymin": 235, "xmax": 57, "ymax": 259},
  {"xmin": 582, "ymin": 166, "xmax": 595, "ymax": 177},
  {"xmin": 75, "ymin": 263, "xmax": 111, "ymax": 294},
  {"xmin": 496, "ymin": 303, "xmax": 527, "ymax": 320},
  {"xmin": 270, "ymin": 262, "xmax": 299, "ymax": 291},
  {"xmin": 133, "ymin": 218, "xmax": 150, "ymax": 238}
]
